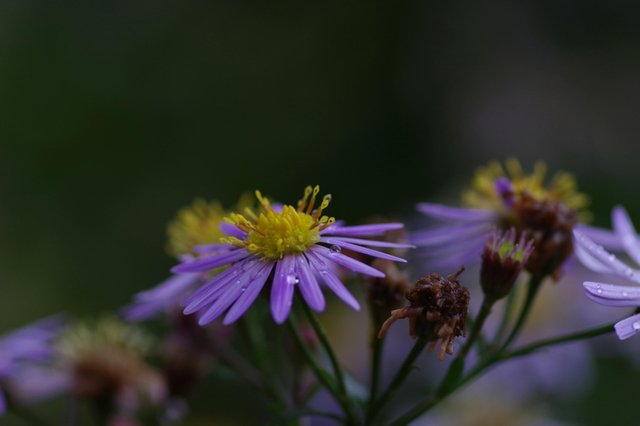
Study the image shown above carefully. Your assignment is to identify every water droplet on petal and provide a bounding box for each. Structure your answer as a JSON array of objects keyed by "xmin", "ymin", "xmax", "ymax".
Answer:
[
  {"xmin": 622, "ymin": 291, "xmax": 628, "ymax": 297},
  {"xmin": 330, "ymin": 245, "xmax": 342, "ymax": 254},
  {"xmin": 286, "ymin": 274, "xmax": 299, "ymax": 285},
  {"xmin": 633, "ymin": 321, "xmax": 640, "ymax": 331},
  {"xmin": 596, "ymin": 286, "xmax": 603, "ymax": 295}
]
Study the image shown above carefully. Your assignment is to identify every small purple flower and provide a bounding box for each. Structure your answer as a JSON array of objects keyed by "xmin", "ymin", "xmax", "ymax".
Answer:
[
  {"xmin": 414, "ymin": 160, "xmax": 586, "ymax": 279},
  {"xmin": 172, "ymin": 186, "xmax": 411, "ymax": 325},
  {"xmin": 0, "ymin": 316, "xmax": 65, "ymax": 413},
  {"xmin": 574, "ymin": 206, "xmax": 640, "ymax": 340}
]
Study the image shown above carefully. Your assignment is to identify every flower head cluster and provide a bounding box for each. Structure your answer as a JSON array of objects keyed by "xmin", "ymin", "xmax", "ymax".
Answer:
[
  {"xmin": 378, "ymin": 268, "xmax": 470, "ymax": 360},
  {"xmin": 414, "ymin": 159, "xmax": 585, "ymax": 279},
  {"xmin": 575, "ymin": 206, "xmax": 640, "ymax": 340},
  {"xmin": 173, "ymin": 185, "xmax": 410, "ymax": 325},
  {"xmin": 57, "ymin": 317, "xmax": 167, "ymax": 413}
]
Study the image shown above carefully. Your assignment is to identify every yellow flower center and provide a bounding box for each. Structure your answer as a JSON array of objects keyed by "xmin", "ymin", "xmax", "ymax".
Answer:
[
  {"xmin": 462, "ymin": 158, "xmax": 589, "ymax": 215},
  {"xmin": 222, "ymin": 186, "xmax": 335, "ymax": 260}
]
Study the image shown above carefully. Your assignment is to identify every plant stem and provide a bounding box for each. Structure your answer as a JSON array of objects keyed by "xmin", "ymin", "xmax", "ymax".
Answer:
[
  {"xmin": 459, "ymin": 297, "xmax": 493, "ymax": 359},
  {"xmin": 365, "ymin": 337, "xmax": 428, "ymax": 424},
  {"xmin": 388, "ymin": 319, "xmax": 618, "ymax": 426},
  {"xmin": 286, "ymin": 313, "xmax": 358, "ymax": 425},
  {"xmin": 493, "ymin": 285, "xmax": 518, "ymax": 345},
  {"xmin": 368, "ymin": 335, "xmax": 384, "ymax": 407},
  {"xmin": 500, "ymin": 274, "xmax": 544, "ymax": 350}
]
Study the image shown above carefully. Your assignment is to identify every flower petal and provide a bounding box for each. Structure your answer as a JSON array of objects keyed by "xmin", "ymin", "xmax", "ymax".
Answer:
[
  {"xmin": 411, "ymin": 222, "xmax": 492, "ymax": 246},
  {"xmin": 583, "ymin": 281, "xmax": 640, "ymax": 307},
  {"xmin": 612, "ymin": 206, "xmax": 640, "ymax": 265},
  {"xmin": 322, "ymin": 223, "xmax": 403, "ymax": 237},
  {"xmin": 575, "ymin": 225, "xmax": 625, "ymax": 251},
  {"xmin": 223, "ymin": 263, "xmax": 274, "ymax": 325},
  {"xmin": 416, "ymin": 203, "xmax": 498, "ymax": 222},
  {"xmin": 573, "ymin": 231, "xmax": 640, "ymax": 283},
  {"xmin": 615, "ymin": 313, "xmax": 640, "ymax": 340},
  {"xmin": 311, "ymin": 245, "xmax": 384, "ymax": 278},
  {"xmin": 270, "ymin": 256, "xmax": 297, "ymax": 324},
  {"xmin": 297, "ymin": 255, "xmax": 325, "ymax": 312},
  {"xmin": 306, "ymin": 252, "xmax": 360, "ymax": 311},
  {"xmin": 322, "ymin": 236, "xmax": 413, "ymax": 249},
  {"xmin": 320, "ymin": 238, "xmax": 406, "ymax": 263},
  {"xmin": 171, "ymin": 249, "xmax": 249, "ymax": 273}
]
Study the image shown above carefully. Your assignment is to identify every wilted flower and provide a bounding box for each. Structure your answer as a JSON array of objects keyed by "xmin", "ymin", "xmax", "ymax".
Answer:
[
  {"xmin": 378, "ymin": 268, "xmax": 470, "ymax": 360},
  {"xmin": 480, "ymin": 228, "xmax": 534, "ymax": 302},
  {"xmin": 0, "ymin": 317, "xmax": 65, "ymax": 413},
  {"xmin": 574, "ymin": 206, "xmax": 640, "ymax": 340},
  {"xmin": 57, "ymin": 318, "xmax": 167, "ymax": 420},
  {"xmin": 173, "ymin": 185, "xmax": 410, "ymax": 325},
  {"xmin": 414, "ymin": 159, "xmax": 586, "ymax": 280}
]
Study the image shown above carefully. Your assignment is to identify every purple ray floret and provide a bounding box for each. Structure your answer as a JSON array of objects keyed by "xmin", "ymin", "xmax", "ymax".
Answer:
[
  {"xmin": 171, "ymin": 187, "xmax": 409, "ymax": 325},
  {"xmin": 0, "ymin": 317, "xmax": 65, "ymax": 414},
  {"xmin": 574, "ymin": 206, "xmax": 640, "ymax": 340}
]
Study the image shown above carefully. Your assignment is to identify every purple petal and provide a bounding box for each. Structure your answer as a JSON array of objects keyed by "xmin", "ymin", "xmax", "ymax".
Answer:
[
  {"xmin": 574, "ymin": 243, "xmax": 613, "ymax": 274},
  {"xmin": 615, "ymin": 313, "xmax": 640, "ymax": 340},
  {"xmin": 223, "ymin": 263, "xmax": 274, "ymax": 325},
  {"xmin": 416, "ymin": 203, "xmax": 498, "ymax": 222},
  {"xmin": 171, "ymin": 249, "xmax": 249, "ymax": 273},
  {"xmin": 576, "ymin": 225, "xmax": 625, "ymax": 251},
  {"xmin": 612, "ymin": 206, "xmax": 640, "ymax": 265},
  {"xmin": 182, "ymin": 260, "xmax": 254, "ymax": 314},
  {"xmin": 270, "ymin": 256, "xmax": 297, "ymax": 324},
  {"xmin": 122, "ymin": 274, "xmax": 202, "ymax": 321},
  {"xmin": 573, "ymin": 231, "xmax": 640, "ymax": 283},
  {"xmin": 411, "ymin": 222, "xmax": 492, "ymax": 246},
  {"xmin": 583, "ymin": 281, "xmax": 640, "ymax": 307},
  {"xmin": 220, "ymin": 222, "xmax": 247, "ymax": 239},
  {"xmin": 306, "ymin": 252, "xmax": 360, "ymax": 310},
  {"xmin": 196, "ymin": 262, "xmax": 266, "ymax": 325},
  {"xmin": 319, "ymin": 236, "xmax": 413, "ymax": 248},
  {"xmin": 322, "ymin": 223, "xmax": 404, "ymax": 237},
  {"xmin": 192, "ymin": 243, "xmax": 235, "ymax": 254},
  {"xmin": 320, "ymin": 238, "xmax": 406, "ymax": 263},
  {"xmin": 297, "ymin": 255, "xmax": 325, "ymax": 312},
  {"xmin": 311, "ymin": 245, "xmax": 384, "ymax": 278}
]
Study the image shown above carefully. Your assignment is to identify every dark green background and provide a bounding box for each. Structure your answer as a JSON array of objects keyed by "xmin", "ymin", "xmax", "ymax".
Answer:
[{"xmin": 2, "ymin": 1, "xmax": 640, "ymax": 424}]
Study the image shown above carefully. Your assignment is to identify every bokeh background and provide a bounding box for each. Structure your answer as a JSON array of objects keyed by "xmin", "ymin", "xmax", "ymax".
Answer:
[{"xmin": 2, "ymin": 1, "xmax": 640, "ymax": 424}]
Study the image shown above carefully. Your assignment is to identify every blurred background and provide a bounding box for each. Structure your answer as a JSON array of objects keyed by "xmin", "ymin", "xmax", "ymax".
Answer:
[{"xmin": 1, "ymin": 0, "xmax": 640, "ymax": 424}]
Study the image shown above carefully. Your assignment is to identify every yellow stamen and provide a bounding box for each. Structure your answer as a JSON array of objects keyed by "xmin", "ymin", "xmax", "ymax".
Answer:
[
  {"xmin": 223, "ymin": 186, "xmax": 335, "ymax": 260},
  {"xmin": 462, "ymin": 158, "xmax": 590, "ymax": 217}
]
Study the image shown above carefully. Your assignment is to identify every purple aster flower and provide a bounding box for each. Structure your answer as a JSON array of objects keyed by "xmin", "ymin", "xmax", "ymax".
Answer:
[
  {"xmin": 574, "ymin": 206, "xmax": 640, "ymax": 340},
  {"xmin": 0, "ymin": 316, "xmax": 65, "ymax": 413},
  {"xmin": 122, "ymin": 198, "xmax": 250, "ymax": 321},
  {"xmin": 414, "ymin": 159, "xmax": 587, "ymax": 279},
  {"xmin": 172, "ymin": 185, "xmax": 411, "ymax": 325}
]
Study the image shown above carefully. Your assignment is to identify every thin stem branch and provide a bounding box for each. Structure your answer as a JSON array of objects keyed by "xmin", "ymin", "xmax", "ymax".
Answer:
[
  {"xmin": 389, "ymin": 319, "xmax": 619, "ymax": 426},
  {"xmin": 365, "ymin": 337, "xmax": 428, "ymax": 424},
  {"xmin": 500, "ymin": 274, "xmax": 544, "ymax": 350},
  {"xmin": 286, "ymin": 313, "xmax": 357, "ymax": 425},
  {"xmin": 459, "ymin": 297, "xmax": 493, "ymax": 358},
  {"xmin": 368, "ymin": 335, "xmax": 384, "ymax": 408}
]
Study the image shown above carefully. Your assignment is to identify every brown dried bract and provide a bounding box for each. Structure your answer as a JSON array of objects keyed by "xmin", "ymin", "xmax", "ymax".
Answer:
[
  {"xmin": 508, "ymin": 192, "xmax": 578, "ymax": 280},
  {"xmin": 378, "ymin": 267, "xmax": 470, "ymax": 360}
]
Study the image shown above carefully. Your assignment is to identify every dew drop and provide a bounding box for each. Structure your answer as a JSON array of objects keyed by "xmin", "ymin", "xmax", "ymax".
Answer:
[
  {"xmin": 633, "ymin": 321, "xmax": 640, "ymax": 331},
  {"xmin": 623, "ymin": 291, "xmax": 629, "ymax": 297},
  {"xmin": 286, "ymin": 274, "xmax": 299, "ymax": 285},
  {"xmin": 330, "ymin": 245, "xmax": 342, "ymax": 254},
  {"xmin": 608, "ymin": 254, "xmax": 616, "ymax": 262},
  {"xmin": 596, "ymin": 288, "xmax": 603, "ymax": 294}
]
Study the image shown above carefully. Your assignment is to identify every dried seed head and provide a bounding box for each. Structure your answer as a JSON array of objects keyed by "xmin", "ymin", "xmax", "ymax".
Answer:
[
  {"xmin": 378, "ymin": 267, "xmax": 470, "ymax": 360},
  {"xmin": 507, "ymin": 192, "xmax": 578, "ymax": 280}
]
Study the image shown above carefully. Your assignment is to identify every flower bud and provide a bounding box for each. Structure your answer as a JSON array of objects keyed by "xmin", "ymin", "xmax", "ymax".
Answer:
[{"xmin": 480, "ymin": 228, "xmax": 534, "ymax": 302}]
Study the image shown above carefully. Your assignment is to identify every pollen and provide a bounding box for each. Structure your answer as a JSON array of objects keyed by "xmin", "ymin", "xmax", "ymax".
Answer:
[
  {"xmin": 462, "ymin": 158, "xmax": 589, "ymax": 214},
  {"xmin": 222, "ymin": 185, "xmax": 335, "ymax": 260}
]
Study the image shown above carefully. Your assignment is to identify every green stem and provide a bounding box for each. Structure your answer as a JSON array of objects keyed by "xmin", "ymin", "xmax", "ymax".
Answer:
[
  {"xmin": 500, "ymin": 274, "xmax": 544, "ymax": 350},
  {"xmin": 389, "ymin": 319, "xmax": 618, "ymax": 426},
  {"xmin": 493, "ymin": 285, "xmax": 518, "ymax": 345},
  {"xmin": 300, "ymin": 303, "xmax": 359, "ymax": 424},
  {"xmin": 286, "ymin": 314, "xmax": 357, "ymax": 425},
  {"xmin": 366, "ymin": 337, "xmax": 428, "ymax": 424},
  {"xmin": 368, "ymin": 335, "xmax": 384, "ymax": 407},
  {"xmin": 459, "ymin": 297, "xmax": 493, "ymax": 359}
]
